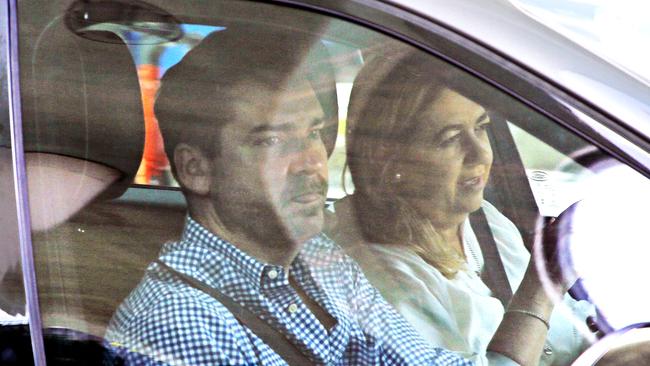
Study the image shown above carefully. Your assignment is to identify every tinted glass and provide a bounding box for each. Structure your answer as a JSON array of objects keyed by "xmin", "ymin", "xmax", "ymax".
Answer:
[
  {"xmin": 16, "ymin": 0, "xmax": 650, "ymax": 365},
  {"xmin": 16, "ymin": 2, "xmax": 373, "ymax": 363}
]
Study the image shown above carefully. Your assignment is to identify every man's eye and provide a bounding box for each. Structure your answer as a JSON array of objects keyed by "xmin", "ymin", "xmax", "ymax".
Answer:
[
  {"xmin": 437, "ymin": 133, "xmax": 461, "ymax": 148},
  {"xmin": 308, "ymin": 129, "xmax": 322, "ymax": 140},
  {"xmin": 255, "ymin": 136, "xmax": 282, "ymax": 147},
  {"xmin": 476, "ymin": 120, "xmax": 491, "ymax": 133}
]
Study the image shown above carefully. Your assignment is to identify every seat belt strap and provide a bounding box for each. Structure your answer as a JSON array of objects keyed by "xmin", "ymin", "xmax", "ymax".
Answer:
[
  {"xmin": 154, "ymin": 259, "xmax": 315, "ymax": 366},
  {"xmin": 469, "ymin": 208, "xmax": 513, "ymax": 307}
]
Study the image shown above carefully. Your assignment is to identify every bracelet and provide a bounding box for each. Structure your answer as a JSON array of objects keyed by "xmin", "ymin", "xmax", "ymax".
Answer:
[{"xmin": 505, "ymin": 309, "xmax": 550, "ymax": 330}]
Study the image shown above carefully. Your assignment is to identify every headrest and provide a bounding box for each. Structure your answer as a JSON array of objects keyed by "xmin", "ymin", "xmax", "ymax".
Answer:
[{"xmin": 16, "ymin": 14, "xmax": 145, "ymax": 198}]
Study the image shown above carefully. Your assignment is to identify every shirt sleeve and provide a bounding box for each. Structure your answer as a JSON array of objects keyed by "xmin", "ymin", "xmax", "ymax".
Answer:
[
  {"xmin": 348, "ymin": 258, "xmax": 475, "ymax": 366},
  {"xmin": 385, "ymin": 270, "xmax": 491, "ymax": 364},
  {"xmin": 108, "ymin": 290, "xmax": 249, "ymax": 366},
  {"xmin": 481, "ymin": 200, "xmax": 596, "ymax": 364},
  {"xmin": 487, "ymin": 351, "xmax": 521, "ymax": 366},
  {"xmin": 348, "ymin": 240, "xmax": 514, "ymax": 365}
]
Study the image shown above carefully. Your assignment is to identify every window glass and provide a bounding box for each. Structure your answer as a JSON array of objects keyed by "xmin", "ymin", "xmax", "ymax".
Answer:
[
  {"xmin": 509, "ymin": 122, "xmax": 594, "ymax": 217},
  {"xmin": 124, "ymin": 24, "xmax": 221, "ymax": 187},
  {"xmin": 16, "ymin": 0, "xmax": 650, "ymax": 365},
  {"xmin": 18, "ymin": 2, "xmax": 387, "ymax": 362},
  {"xmin": 124, "ymin": 24, "xmax": 357, "ymax": 200}
]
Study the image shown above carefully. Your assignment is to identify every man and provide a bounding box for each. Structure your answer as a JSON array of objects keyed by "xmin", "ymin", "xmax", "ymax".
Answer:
[{"xmin": 106, "ymin": 26, "xmax": 473, "ymax": 366}]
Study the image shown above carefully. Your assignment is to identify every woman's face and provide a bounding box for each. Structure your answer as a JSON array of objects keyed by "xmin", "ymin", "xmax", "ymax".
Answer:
[{"xmin": 394, "ymin": 88, "xmax": 493, "ymax": 224}]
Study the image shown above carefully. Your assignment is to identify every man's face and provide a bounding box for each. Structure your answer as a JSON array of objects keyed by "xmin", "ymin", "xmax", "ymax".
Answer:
[{"xmin": 209, "ymin": 80, "xmax": 328, "ymax": 246}]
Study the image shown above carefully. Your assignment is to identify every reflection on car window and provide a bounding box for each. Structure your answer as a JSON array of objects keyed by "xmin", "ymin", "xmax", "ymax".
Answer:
[
  {"xmin": 509, "ymin": 122, "xmax": 595, "ymax": 217},
  {"xmin": 19, "ymin": 2, "xmax": 473, "ymax": 365},
  {"xmin": 327, "ymin": 49, "xmax": 603, "ymax": 365},
  {"xmin": 100, "ymin": 6, "xmax": 476, "ymax": 366},
  {"xmin": 124, "ymin": 24, "xmax": 356, "ymax": 199},
  {"xmin": 0, "ymin": 93, "xmax": 27, "ymax": 325},
  {"xmin": 14, "ymin": 0, "xmax": 650, "ymax": 365},
  {"xmin": 122, "ymin": 24, "xmax": 221, "ymax": 187}
]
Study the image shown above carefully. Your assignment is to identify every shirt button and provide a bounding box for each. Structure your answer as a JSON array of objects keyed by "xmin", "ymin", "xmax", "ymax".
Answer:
[
  {"xmin": 267, "ymin": 269, "xmax": 278, "ymax": 280},
  {"xmin": 287, "ymin": 303, "xmax": 298, "ymax": 313},
  {"xmin": 543, "ymin": 346, "xmax": 553, "ymax": 355}
]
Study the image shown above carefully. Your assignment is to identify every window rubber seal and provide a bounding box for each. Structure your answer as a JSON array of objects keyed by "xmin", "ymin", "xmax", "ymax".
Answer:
[{"xmin": 5, "ymin": 0, "xmax": 47, "ymax": 365}]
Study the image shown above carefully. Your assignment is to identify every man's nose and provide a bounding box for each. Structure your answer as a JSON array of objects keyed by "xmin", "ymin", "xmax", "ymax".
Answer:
[{"xmin": 288, "ymin": 139, "xmax": 326, "ymax": 175}]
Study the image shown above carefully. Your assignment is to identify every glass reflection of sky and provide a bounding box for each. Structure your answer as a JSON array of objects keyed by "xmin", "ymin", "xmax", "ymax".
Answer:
[
  {"xmin": 160, "ymin": 24, "xmax": 223, "ymax": 75},
  {"xmin": 511, "ymin": 0, "xmax": 650, "ymax": 85},
  {"xmin": 508, "ymin": 4, "xmax": 650, "ymax": 329},
  {"xmin": 569, "ymin": 162, "xmax": 650, "ymax": 330},
  {"xmin": 127, "ymin": 24, "xmax": 223, "ymax": 74}
]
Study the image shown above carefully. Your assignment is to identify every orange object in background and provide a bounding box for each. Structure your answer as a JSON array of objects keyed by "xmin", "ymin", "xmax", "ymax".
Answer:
[{"xmin": 135, "ymin": 64, "xmax": 171, "ymax": 185}]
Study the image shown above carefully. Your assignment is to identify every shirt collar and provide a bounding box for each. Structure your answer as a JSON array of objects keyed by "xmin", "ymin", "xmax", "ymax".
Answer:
[
  {"xmin": 169, "ymin": 217, "xmax": 339, "ymax": 291},
  {"xmin": 177, "ymin": 216, "xmax": 270, "ymax": 288}
]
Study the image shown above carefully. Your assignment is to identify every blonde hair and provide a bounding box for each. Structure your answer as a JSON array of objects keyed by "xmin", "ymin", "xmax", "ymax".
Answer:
[{"xmin": 346, "ymin": 50, "xmax": 477, "ymax": 278}]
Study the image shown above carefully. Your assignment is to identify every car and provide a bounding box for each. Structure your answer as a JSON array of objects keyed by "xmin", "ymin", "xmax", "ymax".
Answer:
[{"xmin": 1, "ymin": 0, "xmax": 649, "ymax": 365}]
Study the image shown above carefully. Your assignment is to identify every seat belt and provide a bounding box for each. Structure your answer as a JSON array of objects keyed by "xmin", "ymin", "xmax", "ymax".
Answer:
[
  {"xmin": 485, "ymin": 115, "xmax": 539, "ymax": 253},
  {"xmin": 154, "ymin": 259, "xmax": 315, "ymax": 366},
  {"xmin": 469, "ymin": 209, "xmax": 513, "ymax": 307}
]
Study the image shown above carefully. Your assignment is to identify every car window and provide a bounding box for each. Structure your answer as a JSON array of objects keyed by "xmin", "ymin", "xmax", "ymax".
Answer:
[
  {"xmin": 16, "ymin": 2, "xmax": 389, "ymax": 363},
  {"xmin": 331, "ymin": 46, "xmax": 650, "ymax": 365},
  {"xmin": 12, "ymin": 0, "xmax": 650, "ymax": 365},
  {"xmin": 125, "ymin": 25, "xmax": 355, "ymax": 201},
  {"xmin": 511, "ymin": 0, "xmax": 650, "ymax": 85}
]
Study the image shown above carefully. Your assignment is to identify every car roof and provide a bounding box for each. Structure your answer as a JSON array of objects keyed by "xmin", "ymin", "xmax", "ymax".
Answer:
[{"xmin": 384, "ymin": 0, "xmax": 650, "ymax": 141}]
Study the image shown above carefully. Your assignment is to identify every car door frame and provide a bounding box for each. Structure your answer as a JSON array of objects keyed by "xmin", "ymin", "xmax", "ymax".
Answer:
[
  {"xmin": 3, "ymin": 0, "xmax": 47, "ymax": 364},
  {"xmin": 6, "ymin": 0, "xmax": 650, "ymax": 365}
]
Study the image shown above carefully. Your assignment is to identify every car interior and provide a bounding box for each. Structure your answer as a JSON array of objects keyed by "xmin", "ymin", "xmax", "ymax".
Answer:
[{"xmin": 0, "ymin": 0, "xmax": 624, "ymax": 364}]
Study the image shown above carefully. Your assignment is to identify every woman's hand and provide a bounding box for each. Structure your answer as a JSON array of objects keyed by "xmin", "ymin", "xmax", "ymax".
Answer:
[
  {"xmin": 534, "ymin": 202, "xmax": 581, "ymax": 296},
  {"xmin": 486, "ymin": 203, "xmax": 581, "ymax": 365}
]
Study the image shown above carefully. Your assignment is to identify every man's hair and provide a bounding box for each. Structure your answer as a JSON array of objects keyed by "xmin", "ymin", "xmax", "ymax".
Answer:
[{"xmin": 155, "ymin": 25, "xmax": 338, "ymax": 176}]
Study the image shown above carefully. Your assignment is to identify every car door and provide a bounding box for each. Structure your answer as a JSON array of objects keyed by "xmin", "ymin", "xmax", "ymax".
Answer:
[{"xmin": 2, "ymin": 0, "xmax": 649, "ymax": 365}]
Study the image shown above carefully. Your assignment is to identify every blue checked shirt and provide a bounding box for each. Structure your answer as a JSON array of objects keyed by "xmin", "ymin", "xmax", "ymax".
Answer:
[{"xmin": 106, "ymin": 217, "xmax": 473, "ymax": 366}]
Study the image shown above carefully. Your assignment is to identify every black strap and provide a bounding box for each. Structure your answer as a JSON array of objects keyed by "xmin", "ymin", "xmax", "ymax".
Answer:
[
  {"xmin": 485, "ymin": 115, "xmax": 539, "ymax": 253},
  {"xmin": 469, "ymin": 209, "xmax": 513, "ymax": 307},
  {"xmin": 154, "ymin": 259, "xmax": 314, "ymax": 366}
]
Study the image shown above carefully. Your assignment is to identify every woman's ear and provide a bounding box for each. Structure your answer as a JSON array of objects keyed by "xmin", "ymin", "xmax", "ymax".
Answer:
[{"xmin": 173, "ymin": 143, "xmax": 212, "ymax": 195}]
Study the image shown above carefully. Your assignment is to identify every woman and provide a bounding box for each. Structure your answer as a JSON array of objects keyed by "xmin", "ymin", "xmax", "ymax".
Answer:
[{"xmin": 328, "ymin": 50, "xmax": 593, "ymax": 365}]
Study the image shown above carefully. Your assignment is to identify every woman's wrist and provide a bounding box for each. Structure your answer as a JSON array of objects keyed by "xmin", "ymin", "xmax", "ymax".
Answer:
[
  {"xmin": 508, "ymin": 260, "xmax": 557, "ymax": 315},
  {"xmin": 504, "ymin": 309, "xmax": 549, "ymax": 330},
  {"xmin": 488, "ymin": 309, "xmax": 552, "ymax": 365},
  {"xmin": 486, "ymin": 261, "xmax": 557, "ymax": 365}
]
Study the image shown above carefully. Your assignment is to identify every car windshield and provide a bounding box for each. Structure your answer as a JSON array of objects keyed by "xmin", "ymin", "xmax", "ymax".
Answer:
[{"xmin": 511, "ymin": 0, "xmax": 650, "ymax": 85}]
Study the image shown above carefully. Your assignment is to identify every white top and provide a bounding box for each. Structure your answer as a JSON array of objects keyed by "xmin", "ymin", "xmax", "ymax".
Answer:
[{"xmin": 330, "ymin": 199, "xmax": 593, "ymax": 366}]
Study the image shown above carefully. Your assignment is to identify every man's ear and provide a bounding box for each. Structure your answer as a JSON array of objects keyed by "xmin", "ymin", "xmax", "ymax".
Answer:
[{"xmin": 173, "ymin": 143, "xmax": 212, "ymax": 195}]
